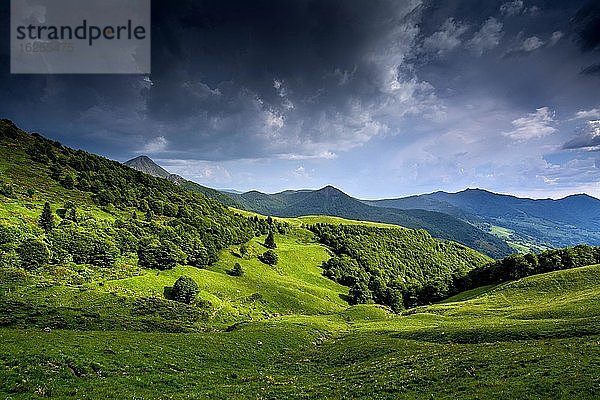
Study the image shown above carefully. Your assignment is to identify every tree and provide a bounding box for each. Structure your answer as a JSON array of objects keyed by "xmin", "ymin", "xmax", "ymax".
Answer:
[
  {"xmin": 172, "ymin": 275, "xmax": 199, "ymax": 304},
  {"xmin": 349, "ymin": 281, "xmax": 372, "ymax": 305},
  {"xmin": 137, "ymin": 238, "xmax": 178, "ymax": 270},
  {"xmin": 265, "ymin": 231, "xmax": 277, "ymax": 249},
  {"xmin": 62, "ymin": 201, "xmax": 77, "ymax": 222},
  {"xmin": 239, "ymin": 243, "xmax": 249, "ymax": 258},
  {"xmin": 259, "ymin": 249, "xmax": 278, "ymax": 266},
  {"xmin": 17, "ymin": 238, "xmax": 50, "ymax": 270},
  {"xmin": 39, "ymin": 202, "xmax": 54, "ymax": 234},
  {"xmin": 61, "ymin": 174, "xmax": 75, "ymax": 189},
  {"xmin": 230, "ymin": 262, "xmax": 244, "ymax": 276}
]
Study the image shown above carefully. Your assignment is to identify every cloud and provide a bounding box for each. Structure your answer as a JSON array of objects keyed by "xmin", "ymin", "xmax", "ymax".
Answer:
[
  {"xmin": 572, "ymin": 3, "xmax": 600, "ymax": 52},
  {"xmin": 140, "ymin": 136, "xmax": 168, "ymax": 153},
  {"xmin": 279, "ymin": 151, "xmax": 337, "ymax": 160},
  {"xmin": 468, "ymin": 18, "xmax": 503, "ymax": 56},
  {"xmin": 421, "ymin": 18, "xmax": 468, "ymax": 56},
  {"xmin": 503, "ymin": 34, "xmax": 546, "ymax": 57},
  {"xmin": 573, "ymin": 108, "xmax": 600, "ymax": 120},
  {"xmin": 500, "ymin": 0, "xmax": 524, "ymax": 16},
  {"xmin": 273, "ymin": 79, "xmax": 294, "ymax": 110},
  {"xmin": 503, "ymin": 107, "xmax": 557, "ymax": 140},
  {"xmin": 582, "ymin": 63, "xmax": 600, "ymax": 76},
  {"xmin": 563, "ymin": 120, "xmax": 600, "ymax": 150},
  {"xmin": 159, "ymin": 159, "xmax": 233, "ymax": 184},
  {"xmin": 548, "ymin": 31, "xmax": 564, "ymax": 47},
  {"xmin": 521, "ymin": 36, "xmax": 545, "ymax": 52}
]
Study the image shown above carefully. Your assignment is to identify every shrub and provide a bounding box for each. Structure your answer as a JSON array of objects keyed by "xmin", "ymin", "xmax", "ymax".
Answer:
[
  {"xmin": 230, "ymin": 262, "xmax": 244, "ymax": 276},
  {"xmin": 265, "ymin": 231, "xmax": 277, "ymax": 249},
  {"xmin": 172, "ymin": 276, "xmax": 199, "ymax": 304},
  {"xmin": 39, "ymin": 202, "xmax": 54, "ymax": 234},
  {"xmin": 259, "ymin": 249, "xmax": 278, "ymax": 266},
  {"xmin": 50, "ymin": 227, "xmax": 118, "ymax": 268},
  {"xmin": 17, "ymin": 238, "xmax": 50, "ymax": 270},
  {"xmin": 239, "ymin": 243, "xmax": 249, "ymax": 258},
  {"xmin": 0, "ymin": 182, "xmax": 14, "ymax": 197}
]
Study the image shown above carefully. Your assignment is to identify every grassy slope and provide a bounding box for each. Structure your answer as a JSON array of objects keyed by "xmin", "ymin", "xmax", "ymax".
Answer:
[
  {"xmin": 102, "ymin": 231, "xmax": 348, "ymax": 321},
  {"xmin": 1, "ymin": 265, "xmax": 599, "ymax": 398},
  {"xmin": 0, "ymin": 231, "xmax": 348, "ymax": 331}
]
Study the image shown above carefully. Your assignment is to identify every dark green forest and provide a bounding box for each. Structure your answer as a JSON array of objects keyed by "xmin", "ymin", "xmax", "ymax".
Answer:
[{"xmin": 308, "ymin": 223, "xmax": 491, "ymax": 310}]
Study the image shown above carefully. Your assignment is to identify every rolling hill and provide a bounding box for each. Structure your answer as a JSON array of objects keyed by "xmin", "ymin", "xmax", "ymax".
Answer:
[
  {"xmin": 228, "ymin": 185, "xmax": 513, "ymax": 258},
  {"xmin": 366, "ymin": 188, "xmax": 600, "ymax": 251}
]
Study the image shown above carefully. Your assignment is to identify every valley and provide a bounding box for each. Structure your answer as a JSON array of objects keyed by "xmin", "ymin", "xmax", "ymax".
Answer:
[{"xmin": 1, "ymin": 120, "xmax": 600, "ymax": 399}]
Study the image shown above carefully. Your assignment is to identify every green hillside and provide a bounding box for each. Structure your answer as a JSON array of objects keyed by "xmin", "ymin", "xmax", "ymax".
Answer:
[
  {"xmin": 229, "ymin": 186, "xmax": 514, "ymax": 258},
  {"xmin": 309, "ymin": 223, "xmax": 491, "ymax": 310},
  {"xmin": 1, "ymin": 263, "xmax": 599, "ymax": 399},
  {"xmin": 1, "ymin": 119, "xmax": 600, "ymax": 399}
]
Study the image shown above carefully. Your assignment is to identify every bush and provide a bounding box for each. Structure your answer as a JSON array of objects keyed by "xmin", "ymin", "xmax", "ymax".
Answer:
[
  {"xmin": 259, "ymin": 249, "xmax": 278, "ymax": 266},
  {"xmin": 265, "ymin": 231, "xmax": 277, "ymax": 249},
  {"xmin": 0, "ymin": 182, "xmax": 14, "ymax": 197},
  {"xmin": 50, "ymin": 227, "xmax": 119, "ymax": 268},
  {"xmin": 17, "ymin": 238, "xmax": 50, "ymax": 270},
  {"xmin": 229, "ymin": 262, "xmax": 244, "ymax": 276},
  {"xmin": 172, "ymin": 276, "xmax": 199, "ymax": 304}
]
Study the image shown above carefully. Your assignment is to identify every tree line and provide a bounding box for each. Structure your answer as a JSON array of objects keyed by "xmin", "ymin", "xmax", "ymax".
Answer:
[{"xmin": 309, "ymin": 223, "xmax": 600, "ymax": 311}]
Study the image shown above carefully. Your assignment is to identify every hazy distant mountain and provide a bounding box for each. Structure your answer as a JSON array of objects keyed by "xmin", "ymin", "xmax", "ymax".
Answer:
[
  {"xmin": 229, "ymin": 186, "xmax": 513, "ymax": 258},
  {"xmin": 124, "ymin": 155, "xmax": 171, "ymax": 179},
  {"xmin": 123, "ymin": 156, "xmax": 239, "ymax": 207},
  {"xmin": 365, "ymin": 188, "xmax": 600, "ymax": 250}
]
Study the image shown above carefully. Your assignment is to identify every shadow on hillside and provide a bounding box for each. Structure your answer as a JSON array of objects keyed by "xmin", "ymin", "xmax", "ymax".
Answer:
[{"xmin": 339, "ymin": 293, "xmax": 351, "ymax": 303}]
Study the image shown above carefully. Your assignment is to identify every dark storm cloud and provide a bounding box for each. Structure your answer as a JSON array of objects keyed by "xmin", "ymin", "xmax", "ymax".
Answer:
[
  {"xmin": 582, "ymin": 63, "xmax": 600, "ymax": 76},
  {"xmin": 2, "ymin": 0, "xmax": 600, "ymax": 197},
  {"xmin": 571, "ymin": 2, "xmax": 600, "ymax": 52},
  {"xmin": 0, "ymin": 0, "xmax": 432, "ymax": 160},
  {"xmin": 563, "ymin": 121, "xmax": 600, "ymax": 151},
  {"xmin": 140, "ymin": 0, "xmax": 427, "ymax": 160}
]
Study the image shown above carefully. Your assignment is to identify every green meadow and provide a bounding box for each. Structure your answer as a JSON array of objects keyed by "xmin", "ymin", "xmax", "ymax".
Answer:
[
  {"xmin": 1, "ymin": 261, "xmax": 599, "ymax": 399},
  {"xmin": 1, "ymin": 123, "xmax": 600, "ymax": 399}
]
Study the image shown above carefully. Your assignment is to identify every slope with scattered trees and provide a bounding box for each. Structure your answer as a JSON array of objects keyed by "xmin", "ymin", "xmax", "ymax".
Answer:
[{"xmin": 309, "ymin": 223, "xmax": 491, "ymax": 310}]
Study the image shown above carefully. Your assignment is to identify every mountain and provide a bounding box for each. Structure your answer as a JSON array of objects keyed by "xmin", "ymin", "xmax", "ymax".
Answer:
[
  {"xmin": 365, "ymin": 188, "xmax": 600, "ymax": 250},
  {"xmin": 124, "ymin": 155, "xmax": 240, "ymax": 207},
  {"xmin": 229, "ymin": 186, "xmax": 513, "ymax": 258},
  {"xmin": 124, "ymin": 155, "xmax": 171, "ymax": 179}
]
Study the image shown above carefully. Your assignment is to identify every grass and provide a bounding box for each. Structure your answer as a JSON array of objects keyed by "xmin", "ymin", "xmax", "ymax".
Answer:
[
  {"xmin": 2, "ymin": 260, "xmax": 600, "ymax": 398},
  {"xmin": 230, "ymin": 208, "xmax": 411, "ymax": 231},
  {"xmin": 2, "ymin": 132, "xmax": 599, "ymax": 398}
]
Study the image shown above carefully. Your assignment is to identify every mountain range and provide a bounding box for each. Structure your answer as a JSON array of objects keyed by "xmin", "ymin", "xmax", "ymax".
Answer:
[
  {"xmin": 124, "ymin": 155, "xmax": 600, "ymax": 257},
  {"xmin": 125, "ymin": 156, "xmax": 238, "ymax": 206},
  {"xmin": 365, "ymin": 189, "xmax": 600, "ymax": 251},
  {"xmin": 125, "ymin": 156, "xmax": 511, "ymax": 257}
]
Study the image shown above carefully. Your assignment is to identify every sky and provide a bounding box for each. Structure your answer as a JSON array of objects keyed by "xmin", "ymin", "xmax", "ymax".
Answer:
[{"xmin": 1, "ymin": 0, "xmax": 600, "ymax": 199}]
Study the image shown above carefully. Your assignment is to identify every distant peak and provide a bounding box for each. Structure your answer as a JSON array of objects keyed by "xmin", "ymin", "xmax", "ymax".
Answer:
[{"xmin": 124, "ymin": 155, "xmax": 170, "ymax": 179}]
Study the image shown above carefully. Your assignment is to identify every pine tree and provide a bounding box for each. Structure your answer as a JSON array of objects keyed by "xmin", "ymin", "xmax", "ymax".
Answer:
[
  {"xmin": 39, "ymin": 202, "xmax": 54, "ymax": 234},
  {"xmin": 265, "ymin": 230, "xmax": 277, "ymax": 249}
]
